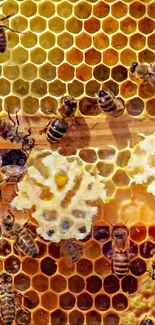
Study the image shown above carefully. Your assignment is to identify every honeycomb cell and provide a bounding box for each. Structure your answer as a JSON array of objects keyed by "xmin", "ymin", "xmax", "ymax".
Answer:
[
  {"xmin": 94, "ymin": 257, "xmax": 109, "ymax": 277},
  {"xmin": 93, "ymin": 1, "xmax": 110, "ymax": 18},
  {"xmin": 0, "ymin": 239, "xmax": 11, "ymax": 256},
  {"xmin": 30, "ymin": 48, "xmax": 46, "ymax": 65},
  {"xmin": 5, "ymin": 256, "xmax": 20, "ymax": 273},
  {"xmin": 79, "ymin": 97, "xmax": 100, "ymax": 116},
  {"xmin": 102, "ymin": 241, "xmax": 112, "ymax": 259},
  {"xmin": 22, "ymin": 257, "xmax": 39, "ymax": 275},
  {"xmin": 36, "ymin": 241, "xmax": 47, "ymax": 258},
  {"xmin": 48, "ymin": 48, "xmax": 64, "ymax": 66},
  {"xmin": 12, "ymin": 46, "xmax": 28, "ymax": 65},
  {"xmin": 69, "ymin": 275, "xmax": 85, "ymax": 293},
  {"xmin": 116, "ymin": 150, "xmax": 131, "ymax": 168},
  {"xmin": 97, "ymin": 162, "xmax": 114, "ymax": 178},
  {"xmin": 58, "ymin": 32, "xmax": 73, "ymax": 49},
  {"xmin": 57, "ymin": 1, "xmax": 72, "ymax": 18},
  {"xmin": 39, "ymin": 32, "xmax": 55, "ymax": 49},
  {"xmin": 16, "ymin": 309, "xmax": 31, "ymax": 325},
  {"xmin": 84, "ymin": 17, "xmax": 100, "ymax": 33},
  {"xmin": 4, "ymin": 96, "xmax": 20, "ymax": 113},
  {"xmin": 98, "ymin": 148, "xmax": 116, "ymax": 160},
  {"xmin": 93, "ymin": 33, "xmax": 109, "ymax": 50},
  {"xmin": 0, "ymin": 79, "xmax": 10, "ymax": 96},
  {"xmin": 67, "ymin": 17, "xmax": 82, "ymax": 33},
  {"xmin": 85, "ymin": 49, "xmax": 101, "ymax": 65},
  {"xmin": 130, "ymin": 258, "xmax": 146, "ymax": 276},
  {"xmin": 103, "ymin": 314, "xmax": 119, "ymax": 325},
  {"xmin": 41, "ymin": 257, "xmax": 57, "ymax": 276},
  {"xmin": 111, "ymin": 65, "xmax": 128, "ymax": 83},
  {"xmin": 22, "ymin": 63, "xmax": 37, "ymax": 81},
  {"xmin": 93, "ymin": 64, "xmax": 110, "ymax": 81},
  {"xmin": 59, "ymin": 258, "xmax": 75, "ymax": 276},
  {"xmin": 148, "ymin": 34, "xmax": 155, "ymax": 50},
  {"xmin": 105, "ymin": 80, "xmax": 119, "ymax": 97},
  {"xmin": 49, "ymin": 17, "xmax": 64, "ymax": 33},
  {"xmin": 130, "ymin": 225, "xmax": 146, "ymax": 242},
  {"xmin": 40, "ymin": 97, "xmax": 58, "ymax": 115},
  {"xmin": 77, "ymin": 258, "xmax": 93, "ymax": 276},
  {"xmin": 76, "ymin": 32, "xmax": 92, "ymax": 49},
  {"xmin": 129, "ymin": 1, "xmax": 145, "ymax": 18},
  {"xmin": 66, "ymin": 48, "xmax": 83, "ymax": 65},
  {"xmin": 7, "ymin": 32, "xmax": 19, "ymax": 49},
  {"xmin": 20, "ymin": 0, "xmax": 37, "ymax": 17},
  {"xmin": 13, "ymin": 79, "xmax": 29, "ymax": 95},
  {"xmin": 86, "ymin": 80, "xmax": 100, "ymax": 97},
  {"xmin": 120, "ymin": 49, "xmax": 136, "ymax": 66},
  {"xmin": 126, "ymin": 97, "xmax": 144, "ymax": 116},
  {"xmin": 148, "ymin": 2, "xmax": 155, "ymax": 18},
  {"xmin": 104, "ymin": 275, "xmax": 120, "ymax": 294},
  {"xmin": 39, "ymin": 1, "xmax": 55, "ymax": 18},
  {"xmin": 50, "ymin": 274, "xmax": 66, "ymax": 293},
  {"xmin": 74, "ymin": 1, "xmax": 92, "ymax": 18},
  {"xmin": 30, "ymin": 16, "xmax": 46, "ymax": 33},
  {"xmin": 77, "ymin": 293, "xmax": 93, "ymax": 310},
  {"xmin": 49, "ymin": 242, "xmax": 60, "ymax": 258},
  {"xmin": 32, "ymin": 274, "xmax": 48, "ymax": 292},
  {"xmin": 2, "ymin": 0, "xmax": 19, "ymax": 15},
  {"xmin": 60, "ymin": 292, "xmax": 75, "ymax": 310},
  {"xmin": 140, "ymin": 241, "xmax": 155, "ymax": 258},
  {"xmin": 121, "ymin": 18, "xmax": 136, "ymax": 34},
  {"xmin": 41, "ymin": 292, "xmax": 57, "ymax": 311},
  {"xmin": 0, "ymin": 50, "xmax": 10, "ymax": 64},
  {"xmin": 103, "ymin": 49, "xmax": 118, "ymax": 67},
  {"xmin": 86, "ymin": 311, "xmax": 101, "ymax": 325},
  {"xmin": 14, "ymin": 273, "xmax": 30, "ymax": 291},
  {"xmin": 31, "ymin": 79, "xmax": 47, "ymax": 97},
  {"xmin": 111, "ymin": 1, "xmax": 127, "ymax": 18},
  {"xmin": 139, "ymin": 81, "xmax": 154, "ymax": 99},
  {"xmin": 3, "ymin": 65, "xmax": 19, "ymax": 81},
  {"xmin": 121, "ymin": 275, "xmax": 138, "ymax": 294},
  {"xmin": 49, "ymin": 80, "xmax": 66, "ymax": 97},
  {"xmin": 51, "ymin": 309, "xmax": 67, "ymax": 325},
  {"xmin": 113, "ymin": 170, "xmax": 130, "ymax": 186},
  {"xmin": 68, "ymin": 80, "xmax": 84, "ymax": 97},
  {"xmin": 58, "ymin": 63, "xmax": 74, "ymax": 81},
  {"xmin": 79, "ymin": 149, "xmax": 97, "ymax": 163},
  {"xmin": 149, "ymin": 226, "xmax": 155, "ymax": 241},
  {"xmin": 138, "ymin": 49, "xmax": 154, "ymax": 63},
  {"xmin": 102, "ymin": 18, "xmax": 119, "ymax": 34},
  {"xmin": 23, "ymin": 96, "xmax": 39, "ymax": 115},
  {"xmin": 69, "ymin": 310, "xmax": 84, "ymax": 325},
  {"xmin": 24, "ymin": 290, "xmax": 39, "ymax": 309},
  {"xmin": 120, "ymin": 80, "xmax": 137, "ymax": 98},
  {"xmin": 21, "ymin": 32, "xmax": 37, "ymax": 49},
  {"xmin": 112, "ymin": 33, "xmax": 128, "ymax": 50},
  {"xmin": 76, "ymin": 64, "xmax": 92, "ymax": 81},
  {"xmin": 94, "ymin": 226, "xmax": 110, "ymax": 242},
  {"xmin": 0, "ymin": 99, "xmax": 3, "ymax": 112},
  {"xmin": 39, "ymin": 63, "xmax": 56, "ymax": 82},
  {"xmin": 86, "ymin": 275, "xmax": 102, "ymax": 293},
  {"xmin": 11, "ymin": 16, "xmax": 27, "ymax": 32},
  {"xmin": 139, "ymin": 18, "xmax": 154, "ymax": 35},
  {"xmin": 85, "ymin": 240, "xmax": 101, "ymax": 259},
  {"xmin": 112, "ymin": 294, "xmax": 128, "ymax": 311},
  {"xmin": 33, "ymin": 308, "xmax": 49, "ymax": 325}
]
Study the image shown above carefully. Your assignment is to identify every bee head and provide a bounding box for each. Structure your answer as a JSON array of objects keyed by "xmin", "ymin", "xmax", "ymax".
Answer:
[
  {"xmin": 98, "ymin": 90, "xmax": 107, "ymax": 98},
  {"xmin": 22, "ymin": 137, "xmax": 35, "ymax": 151},
  {"xmin": 61, "ymin": 96, "xmax": 77, "ymax": 108},
  {"xmin": 112, "ymin": 227, "xmax": 128, "ymax": 240},
  {"xmin": 130, "ymin": 62, "xmax": 138, "ymax": 73}
]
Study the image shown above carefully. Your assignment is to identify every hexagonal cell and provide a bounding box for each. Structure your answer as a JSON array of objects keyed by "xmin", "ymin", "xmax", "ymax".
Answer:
[
  {"xmin": 148, "ymin": 2, "xmax": 155, "ymax": 18},
  {"xmin": 14, "ymin": 273, "xmax": 30, "ymax": 291},
  {"xmin": 102, "ymin": 18, "xmax": 118, "ymax": 34},
  {"xmin": 138, "ymin": 49, "xmax": 155, "ymax": 63},
  {"xmin": 111, "ymin": 1, "xmax": 127, "ymax": 18},
  {"xmin": 23, "ymin": 96, "xmax": 39, "ymax": 115},
  {"xmin": 76, "ymin": 32, "xmax": 92, "ymax": 49},
  {"xmin": 68, "ymin": 80, "xmax": 84, "ymax": 98},
  {"xmin": 33, "ymin": 308, "xmax": 49, "ymax": 325},
  {"xmin": 20, "ymin": 0, "xmax": 37, "ymax": 17},
  {"xmin": 84, "ymin": 240, "xmax": 101, "ymax": 259},
  {"xmin": 130, "ymin": 225, "xmax": 146, "ymax": 242},
  {"xmin": 77, "ymin": 293, "xmax": 93, "ymax": 310},
  {"xmin": 48, "ymin": 242, "xmax": 60, "ymax": 259},
  {"xmin": 112, "ymin": 294, "xmax": 128, "ymax": 311},
  {"xmin": 77, "ymin": 258, "xmax": 93, "ymax": 276},
  {"xmin": 69, "ymin": 275, "xmax": 85, "ymax": 293},
  {"xmin": 103, "ymin": 313, "xmax": 119, "ymax": 325},
  {"xmin": 130, "ymin": 1, "xmax": 145, "ymax": 18},
  {"xmin": 2, "ymin": 0, "xmax": 19, "ymax": 15},
  {"xmin": 93, "ymin": 1, "xmax": 110, "ymax": 18},
  {"xmin": 57, "ymin": 1, "xmax": 72, "ymax": 17},
  {"xmin": 84, "ymin": 17, "xmax": 100, "ymax": 33},
  {"xmin": 85, "ymin": 49, "xmax": 101, "ymax": 66},
  {"xmin": 66, "ymin": 17, "xmax": 82, "ymax": 33},
  {"xmin": 86, "ymin": 311, "xmax": 101, "ymax": 325},
  {"xmin": 22, "ymin": 63, "xmax": 36, "ymax": 82},
  {"xmin": 39, "ymin": 1, "xmax": 55, "ymax": 18},
  {"xmin": 21, "ymin": 32, "xmax": 37, "ymax": 49},
  {"xmin": 86, "ymin": 275, "xmax": 102, "ymax": 293},
  {"xmin": 120, "ymin": 80, "xmax": 137, "ymax": 98},
  {"xmin": 93, "ymin": 64, "xmax": 110, "ymax": 81},
  {"xmin": 41, "ymin": 292, "xmax": 57, "ymax": 311},
  {"xmin": 121, "ymin": 17, "xmax": 137, "ymax": 34},
  {"xmin": 104, "ymin": 275, "xmax": 120, "ymax": 294},
  {"xmin": 58, "ymin": 32, "xmax": 73, "ymax": 49},
  {"xmin": 50, "ymin": 274, "xmax": 67, "ymax": 293},
  {"xmin": 95, "ymin": 294, "xmax": 110, "ymax": 311},
  {"xmin": 39, "ymin": 32, "xmax": 55, "ymax": 49},
  {"xmin": 13, "ymin": 79, "xmax": 29, "ymax": 95},
  {"xmin": 39, "ymin": 63, "xmax": 56, "ymax": 82},
  {"xmin": 31, "ymin": 79, "xmax": 47, "ymax": 97},
  {"xmin": 121, "ymin": 275, "xmax": 138, "ymax": 294},
  {"xmin": 94, "ymin": 226, "xmax": 110, "ymax": 242},
  {"xmin": 148, "ymin": 34, "xmax": 155, "ymax": 50},
  {"xmin": 24, "ymin": 290, "xmax": 39, "ymax": 309},
  {"xmin": 49, "ymin": 17, "xmax": 64, "ymax": 33},
  {"xmin": 104, "ymin": 80, "xmax": 119, "ymax": 97},
  {"xmin": 85, "ymin": 80, "xmax": 100, "ymax": 97},
  {"xmin": 79, "ymin": 97, "xmax": 99, "ymax": 116},
  {"xmin": 103, "ymin": 49, "xmax": 118, "ymax": 67},
  {"xmin": 58, "ymin": 63, "xmax": 74, "ymax": 82},
  {"xmin": 130, "ymin": 258, "xmax": 146, "ymax": 276},
  {"xmin": 76, "ymin": 64, "xmax": 92, "ymax": 81},
  {"xmin": 4, "ymin": 96, "xmax": 20, "ymax": 114},
  {"xmin": 98, "ymin": 147, "xmax": 116, "ymax": 161},
  {"xmin": 3, "ymin": 65, "xmax": 19, "ymax": 80},
  {"xmin": 32, "ymin": 274, "xmax": 48, "ymax": 292},
  {"xmin": 51, "ymin": 309, "xmax": 67, "ymax": 325},
  {"xmin": 48, "ymin": 48, "xmax": 64, "ymax": 66},
  {"xmin": 0, "ymin": 79, "xmax": 10, "ymax": 96},
  {"xmin": 60, "ymin": 292, "xmax": 75, "ymax": 310},
  {"xmin": 139, "ymin": 81, "xmax": 154, "ymax": 99},
  {"xmin": 116, "ymin": 150, "xmax": 131, "ymax": 168},
  {"xmin": 22, "ymin": 257, "xmax": 39, "ymax": 275},
  {"xmin": 30, "ymin": 48, "xmax": 46, "ymax": 65},
  {"xmin": 12, "ymin": 47, "xmax": 28, "ymax": 64},
  {"xmin": 93, "ymin": 33, "xmax": 109, "ymax": 50},
  {"xmin": 79, "ymin": 148, "xmax": 97, "ymax": 163},
  {"xmin": 66, "ymin": 48, "xmax": 83, "ymax": 66},
  {"xmin": 11, "ymin": 16, "xmax": 28, "ymax": 32},
  {"xmin": 140, "ymin": 241, "xmax": 155, "ymax": 258},
  {"xmin": 40, "ymin": 97, "xmax": 58, "ymax": 115},
  {"xmin": 69, "ymin": 310, "xmax": 84, "ymax": 325},
  {"xmin": 5, "ymin": 256, "xmax": 20, "ymax": 273},
  {"xmin": 97, "ymin": 162, "xmax": 114, "ymax": 178},
  {"xmin": 30, "ymin": 16, "xmax": 46, "ymax": 33},
  {"xmin": 139, "ymin": 18, "xmax": 154, "ymax": 34},
  {"xmin": 74, "ymin": 1, "xmax": 92, "ymax": 18},
  {"xmin": 112, "ymin": 34, "xmax": 127, "ymax": 51},
  {"xmin": 7, "ymin": 32, "xmax": 19, "ymax": 49},
  {"xmin": 0, "ymin": 239, "xmax": 11, "ymax": 256},
  {"xmin": 126, "ymin": 97, "xmax": 144, "ymax": 116},
  {"xmin": 149, "ymin": 226, "xmax": 155, "ymax": 241},
  {"xmin": 40, "ymin": 257, "xmax": 57, "ymax": 276},
  {"xmin": 58, "ymin": 258, "xmax": 75, "ymax": 276},
  {"xmin": 120, "ymin": 49, "xmax": 137, "ymax": 67},
  {"xmin": 0, "ymin": 50, "xmax": 10, "ymax": 64},
  {"xmin": 111, "ymin": 65, "xmax": 128, "ymax": 83},
  {"xmin": 49, "ymin": 80, "xmax": 66, "ymax": 97},
  {"xmin": 112, "ymin": 170, "xmax": 130, "ymax": 187},
  {"xmin": 16, "ymin": 309, "xmax": 31, "ymax": 325}
]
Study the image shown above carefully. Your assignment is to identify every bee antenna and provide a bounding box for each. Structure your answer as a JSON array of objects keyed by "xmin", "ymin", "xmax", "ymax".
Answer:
[{"xmin": 8, "ymin": 209, "xmax": 15, "ymax": 219}]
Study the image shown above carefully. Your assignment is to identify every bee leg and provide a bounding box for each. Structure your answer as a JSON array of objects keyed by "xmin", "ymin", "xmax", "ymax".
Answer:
[
  {"xmin": 8, "ymin": 110, "xmax": 16, "ymax": 127},
  {"xmin": 0, "ymin": 25, "xmax": 25, "ymax": 34},
  {"xmin": 39, "ymin": 121, "xmax": 51, "ymax": 135},
  {"xmin": 15, "ymin": 112, "xmax": 20, "ymax": 135},
  {"xmin": 0, "ymin": 14, "xmax": 13, "ymax": 22}
]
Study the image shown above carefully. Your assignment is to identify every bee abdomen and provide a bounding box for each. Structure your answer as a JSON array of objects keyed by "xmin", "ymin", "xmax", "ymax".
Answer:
[
  {"xmin": 113, "ymin": 251, "xmax": 129, "ymax": 277},
  {"xmin": 1, "ymin": 300, "xmax": 15, "ymax": 325},
  {"xmin": 17, "ymin": 232, "xmax": 39, "ymax": 258},
  {"xmin": 100, "ymin": 95, "xmax": 117, "ymax": 113},
  {"xmin": 0, "ymin": 28, "xmax": 6, "ymax": 53},
  {"xmin": 47, "ymin": 118, "xmax": 68, "ymax": 143}
]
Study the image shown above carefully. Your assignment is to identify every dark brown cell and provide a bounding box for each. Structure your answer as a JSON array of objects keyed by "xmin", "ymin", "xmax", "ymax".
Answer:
[
  {"xmin": 37, "ymin": 241, "xmax": 47, "ymax": 258},
  {"xmin": 102, "ymin": 241, "xmax": 112, "ymax": 259},
  {"xmin": 111, "ymin": 2, "xmax": 127, "ymax": 18},
  {"xmin": 86, "ymin": 275, "xmax": 102, "ymax": 293},
  {"xmin": 111, "ymin": 65, "xmax": 128, "ymax": 82},
  {"xmin": 84, "ymin": 17, "xmax": 100, "ymax": 33},
  {"xmin": 22, "ymin": 257, "xmax": 39, "ymax": 275},
  {"xmin": 130, "ymin": 225, "xmax": 146, "ymax": 242},
  {"xmin": 121, "ymin": 275, "xmax": 138, "ymax": 294},
  {"xmin": 32, "ymin": 274, "xmax": 48, "ymax": 292},
  {"xmin": 41, "ymin": 257, "xmax": 57, "ymax": 276},
  {"xmin": 79, "ymin": 97, "xmax": 100, "ymax": 116},
  {"xmin": 5, "ymin": 256, "xmax": 20, "ymax": 274},
  {"xmin": 103, "ymin": 80, "xmax": 119, "ymax": 96},
  {"xmin": 41, "ymin": 292, "xmax": 57, "ymax": 311},
  {"xmin": 93, "ymin": 64, "xmax": 110, "ymax": 81},
  {"xmin": 138, "ymin": 18, "xmax": 154, "ymax": 34},
  {"xmin": 104, "ymin": 275, "xmax": 120, "ymax": 294},
  {"xmin": 130, "ymin": 258, "xmax": 146, "ymax": 276},
  {"xmin": 141, "ymin": 241, "xmax": 155, "ymax": 259},
  {"xmin": 79, "ymin": 149, "xmax": 97, "ymax": 163},
  {"xmin": 60, "ymin": 292, "xmax": 75, "ymax": 310},
  {"xmin": 86, "ymin": 311, "xmax": 101, "ymax": 325},
  {"xmin": 14, "ymin": 273, "xmax": 30, "ymax": 291},
  {"xmin": 112, "ymin": 294, "xmax": 128, "ymax": 311},
  {"xmin": 51, "ymin": 309, "xmax": 67, "ymax": 325},
  {"xmin": 48, "ymin": 243, "xmax": 60, "ymax": 258},
  {"xmin": 85, "ymin": 49, "xmax": 101, "ymax": 65},
  {"xmin": 69, "ymin": 310, "xmax": 84, "ymax": 325},
  {"xmin": 69, "ymin": 275, "xmax": 85, "ymax": 293},
  {"xmin": 0, "ymin": 239, "xmax": 11, "ymax": 256},
  {"xmin": 50, "ymin": 274, "xmax": 67, "ymax": 292},
  {"xmin": 126, "ymin": 97, "xmax": 144, "ymax": 116},
  {"xmin": 146, "ymin": 99, "xmax": 155, "ymax": 116},
  {"xmin": 59, "ymin": 258, "xmax": 75, "ymax": 276},
  {"xmin": 95, "ymin": 294, "xmax": 110, "ymax": 311},
  {"xmin": 103, "ymin": 313, "xmax": 119, "ymax": 325},
  {"xmin": 77, "ymin": 258, "xmax": 93, "ymax": 276},
  {"xmin": 129, "ymin": 240, "xmax": 138, "ymax": 259},
  {"xmin": 24, "ymin": 290, "xmax": 39, "ymax": 309},
  {"xmin": 93, "ymin": 2, "xmax": 110, "ymax": 18},
  {"xmin": 148, "ymin": 226, "xmax": 155, "ymax": 241},
  {"xmin": 94, "ymin": 257, "xmax": 111, "ymax": 276},
  {"xmin": 16, "ymin": 309, "xmax": 31, "ymax": 325},
  {"xmin": 86, "ymin": 80, "xmax": 100, "ymax": 97},
  {"xmin": 138, "ymin": 49, "xmax": 154, "ymax": 64},
  {"xmin": 130, "ymin": 1, "xmax": 145, "ymax": 18},
  {"xmin": 77, "ymin": 292, "xmax": 93, "ymax": 310},
  {"xmin": 94, "ymin": 226, "xmax": 110, "ymax": 242},
  {"xmin": 33, "ymin": 308, "xmax": 49, "ymax": 325}
]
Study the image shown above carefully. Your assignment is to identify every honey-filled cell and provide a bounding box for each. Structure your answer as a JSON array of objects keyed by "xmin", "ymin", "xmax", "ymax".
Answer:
[
  {"xmin": 126, "ymin": 97, "xmax": 144, "ymax": 116},
  {"xmin": 112, "ymin": 33, "xmax": 127, "ymax": 50},
  {"xmin": 104, "ymin": 275, "xmax": 120, "ymax": 294},
  {"xmin": 20, "ymin": 0, "xmax": 37, "ymax": 17},
  {"xmin": 148, "ymin": 34, "xmax": 155, "ymax": 50},
  {"xmin": 77, "ymin": 292, "xmax": 93, "ymax": 310},
  {"xmin": 84, "ymin": 17, "xmax": 100, "ymax": 34},
  {"xmin": 111, "ymin": 1, "xmax": 127, "ymax": 18},
  {"xmin": 41, "ymin": 291, "xmax": 58, "ymax": 311},
  {"xmin": 69, "ymin": 310, "xmax": 84, "ymax": 325},
  {"xmin": 77, "ymin": 258, "xmax": 93, "ymax": 276},
  {"xmin": 95, "ymin": 294, "xmax": 110, "ymax": 311},
  {"xmin": 74, "ymin": 1, "xmax": 92, "ymax": 19},
  {"xmin": 86, "ymin": 311, "xmax": 101, "ymax": 325},
  {"xmin": 2, "ymin": 0, "xmax": 19, "ymax": 16},
  {"xmin": 103, "ymin": 313, "xmax": 120, "ymax": 325},
  {"xmin": 129, "ymin": 1, "xmax": 146, "ymax": 18},
  {"xmin": 148, "ymin": 2, "xmax": 155, "ymax": 18},
  {"xmin": 60, "ymin": 292, "xmax": 76, "ymax": 310},
  {"xmin": 24, "ymin": 290, "xmax": 39, "ymax": 309},
  {"xmin": 93, "ymin": 1, "xmax": 110, "ymax": 18},
  {"xmin": 33, "ymin": 308, "xmax": 49, "ymax": 325},
  {"xmin": 69, "ymin": 275, "xmax": 85, "ymax": 293},
  {"xmin": 138, "ymin": 49, "xmax": 154, "ymax": 63}
]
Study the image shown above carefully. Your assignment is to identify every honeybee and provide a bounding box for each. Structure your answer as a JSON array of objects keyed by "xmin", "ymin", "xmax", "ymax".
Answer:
[
  {"xmin": 39, "ymin": 96, "xmax": 78, "ymax": 143},
  {"xmin": 2, "ymin": 211, "xmax": 39, "ymax": 258},
  {"xmin": 130, "ymin": 62, "xmax": 155, "ymax": 87},
  {"xmin": 0, "ymin": 14, "xmax": 24, "ymax": 53},
  {"xmin": 97, "ymin": 89, "xmax": 125, "ymax": 117},
  {"xmin": 111, "ymin": 226, "xmax": 129, "ymax": 278},
  {"xmin": 0, "ymin": 111, "xmax": 35, "ymax": 153},
  {"xmin": 0, "ymin": 165, "xmax": 27, "ymax": 187},
  {"xmin": 139, "ymin": 316, "xmax": 153, "ymax": 325},
  {"xmin": 59, "ymin": 239, "xmax": 83, "ymax": 267}
]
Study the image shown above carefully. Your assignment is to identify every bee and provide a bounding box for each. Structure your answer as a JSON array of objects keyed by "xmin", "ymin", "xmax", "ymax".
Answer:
[
  {"xmin": 0, "ymin": 165, "xmax": 27, "ymax": 187},
  {"xmin": 59, "ymin": 239, "xmax": 83, "ymax": 267},
  {"xmin": 111, "ymin": 226, "xmax": 129, "ymax": 278},
  {"xmin": 1, "ymin": 211, "xmax": 39, "ymax": 258},
  {"xmin": 0, "ymin": 14, "xmax": 23, "ymax": 53},
  {"xmin": 0, "ymin": 111, "xmax": 35, "ymax": 153},
  {"xmin": 130, "ymin": 62, "xmax": 155, "ymax": 87},
  {"xmin": 97, "ymin": 89, "xmax": 125, "ymax": 118},
  {"xmin": 139, "ymin": 316, "xmax": 153, "ymax": 325},
  {"xmin": 39, "ymin": 96, "xmax": 78, "ymax": 143}
]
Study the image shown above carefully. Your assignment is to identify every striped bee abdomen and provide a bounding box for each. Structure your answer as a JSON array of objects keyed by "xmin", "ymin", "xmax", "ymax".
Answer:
[
  {"xmin": 1, "ymin": 295, "xmax": 15, "ymax": 325},
  {"xmin": 47, "ymin": 118, "xmax": 68, "ymax": 143},
  {"xmin": 112, "ymin": 251, "xmax": 129, "ymax": 278},
  {"xmin": 99, "ymin": 94, "xmax": 117, "ymax": 113},
  {"xmin": 16, "ymin": 229, "xmax": 39, "ymax": 258},
  {"xmin": 0, "ymin": 28, "xmax": 6, "ymax": 53}
]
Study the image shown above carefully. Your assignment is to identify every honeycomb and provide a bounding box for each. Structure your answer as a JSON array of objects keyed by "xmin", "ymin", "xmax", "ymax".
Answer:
[{"xmin": 0, "ymin": 0, "xmax": 155, "ymax": 325}]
